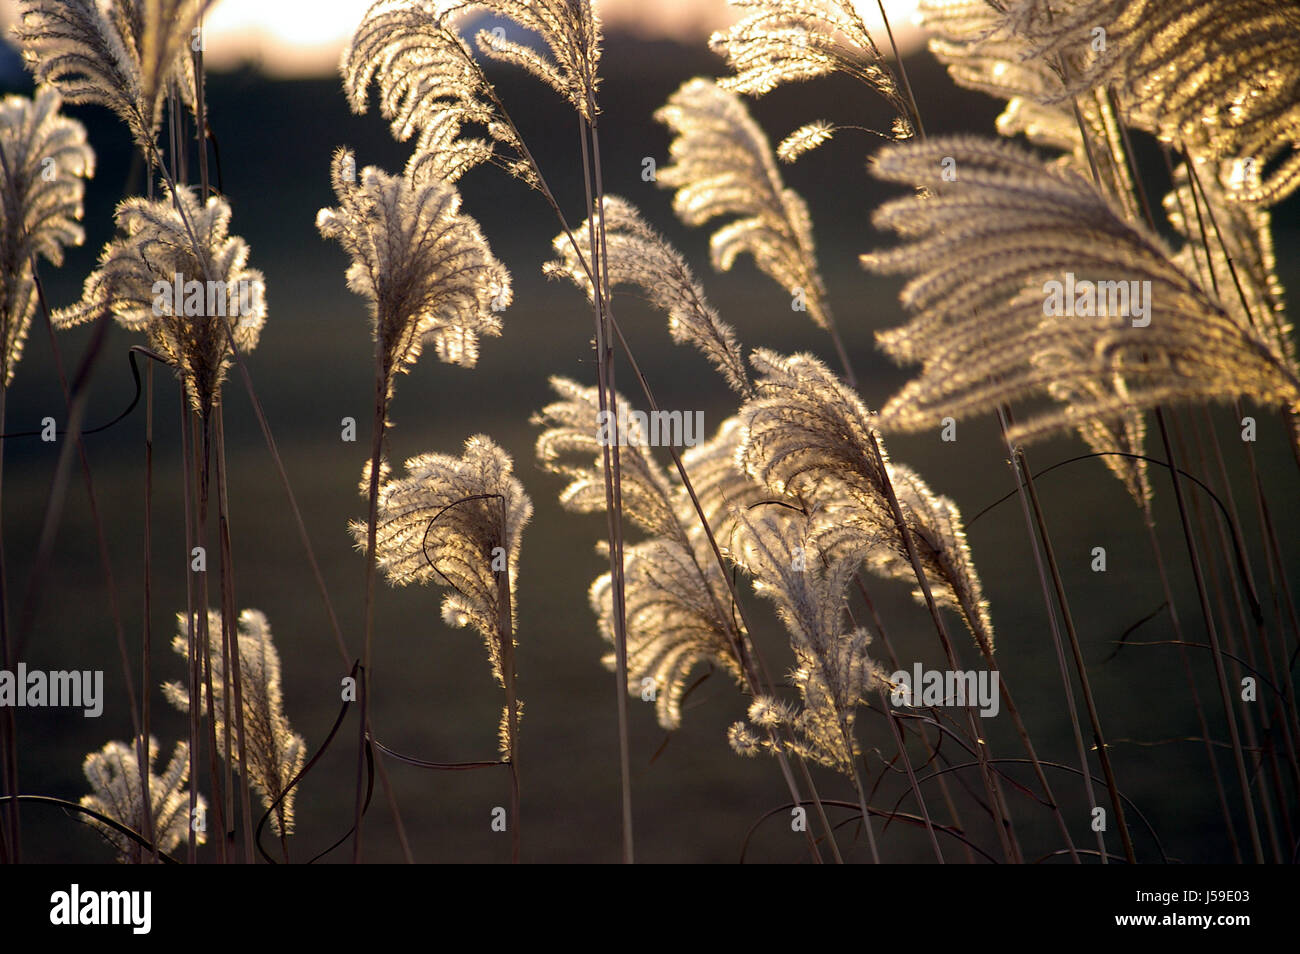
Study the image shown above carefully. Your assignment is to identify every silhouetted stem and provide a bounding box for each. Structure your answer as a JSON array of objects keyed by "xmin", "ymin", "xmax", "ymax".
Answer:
[
  {"xmin": 214, "ymin": 410, "xmax": 255, "ymax": 862},
  {"xmin": 865, "ymin": 430, "xmax": 1021, "ymax": 863},
  {"xmin": 142, "ymin": 359, "xmax": 159, "ymax": 863},
  {"xmin": 1014, "ymin": 424, "xmax": 1136, "ymax": 863},
  {"xmin": 1140, "ymin": 501, "xmax": 1242, "ymax": 862},
  {"xmin": 0, "ymin": 383, "xmax": 13, "ymax": 862},
  {"xmin": 1154, "ymin": 407, "xmax": 1265, "ymax": 862},
  {"xmin": 578, "ymin": 111, "xmax": 634, "ymax": 864},
  {"xmin": 354, "ymin": 346, "xmax": 389, "ymax": 863},
  {"xmin": 497, "ymin": 497, "xmax": 521, "ymax": 864}
]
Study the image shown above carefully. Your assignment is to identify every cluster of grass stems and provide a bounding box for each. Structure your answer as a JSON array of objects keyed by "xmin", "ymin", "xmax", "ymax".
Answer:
[{"xmin": 0, "ymin": 0, "xmax": 1297, "ymax": 865}]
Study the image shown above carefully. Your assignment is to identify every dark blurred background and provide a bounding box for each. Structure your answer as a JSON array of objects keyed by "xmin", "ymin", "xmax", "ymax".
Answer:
[{"xmin": 2, "ymin": 14, "xmax": 1299, "ymax": 864}]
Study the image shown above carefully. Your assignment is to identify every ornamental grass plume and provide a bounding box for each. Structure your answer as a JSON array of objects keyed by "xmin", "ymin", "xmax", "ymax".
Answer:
[
  {"xmin": 656, "ymin": 79, "xmax": 834, "ymax": 334},
  {"xmin": 79, "ymin": 736, "xmax": 204, "ymax": 862},
  {"xmin": 14, "ymin": 0, "xmax": 213, "ymax": 154},
  {"xmin": 919, "ymin": 0, "xmax": 1139, "ymax": 201},
  {"xmin": 163, "ymin": 609, "xmax": 306, "ymax": 837},
  {"xmin": 52, "ymin": 184, "xmax": 265, "ymax": 416},
  {"xmin": 727, "ymin": 508, "xmax": 888, "ymax": 775},
  {"xmin": 343, "ymin": 0, "xmax": 602, "ymax": 184},
  {"xmin": 862, "ymin": 136, "xmax": 1300, "ymax": 446},
  {"xmin": 350, "ymin": 435, "xmax": 531, "ymax": 754},
  {"xmin": 534, "ymin": 379, "xmax": 748, "ymax": 730},
  {"xmin": 989, "ymin": 0, "xmax": 1300, "ymax": 205},
  {"xmin": 739, "ymin": 348, "xmax": 996, "ymax": 651},
  {"xmin": 454, "ymin": 0, "xmax": 603, "ymax": 119},
  {"xmin": 0, "ymin": 86, "xmax": 94, "ymax": 388},
  {"xmin": 546, "ymin": 195, "xmax": 750, "ymax": 395},
  {"xmin": 316, "ymin": 148, "xmax": 509, "ymax": 393},
  {"xmin": 709, "ymin": 0, "xmax": 911, "ymax": 120},
  {"xmin": 342, "ymin": 0, "xmax": 524, "ymax": 185}
]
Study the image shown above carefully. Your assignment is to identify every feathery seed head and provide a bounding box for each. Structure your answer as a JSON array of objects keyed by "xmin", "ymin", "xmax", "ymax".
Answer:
[
  {"xmin": 656, "ymin": 78, "xmax": 834, "ymax": 333},
  {"xmin": 53, "ymin": 184, "xmax": 264, "ymax": 415},
  {"xmin": 533, "ymin": 375, "xmax": 680, "ymax": 539},
  {"xmin": 534, "ymin": 378, "xmax": 752, "ymax": 730},
  {"xmin": 748, "ymin": 694, "xmax": 795, "ymax": 727},
  {"xmin": 776, "ymin": 120, "xmax": 836, "ymax": 163},
  {"xmin": 710, "ymin": 0, "xmax": 901, "ymax": 109},
  {"xmin": 318, "ymin": 149, "xmax": 509, "ymax": 395},
  {"xmin": 350, "ymin": 435, "xmax": 531, "ymax": 697},
  {"xmin": 863, "ymin": 135, "xmax": 1300, "ymax": 442},
  {"xmin": 727, "ymin": 720, "xmax": 763, "ymax": 756},
  {"xmin": 731, "ymin": 506, "xmax": 887, "ymax": 772},
  {"xmin": 0, "ymin": 86, "xmax": 94, "ymax": 387},
  {"xmin": 989, "ymin": 0, "xmax": 1300, "ymax": 205},
  {"xmin": 679, "ymin": 415, "xmax": 768, "ymax": 557},
  {"xmin": 740, "ymin": 348, "xmax": 996, "ymax": 651},
  {"xmin": 345, "ymin": 0, "xmax": 602, "ymax": 134},
  {"xmin": 548, "ymin": 196, "xmax": 750, "ymax": 394},
  {"xmin": 343, "ymin": 0, "xmax": 520, "ymax": 185},
  {"xmin": 163, "ymin": 608, "xmax": 306, "ymax": 836},
  {"xmin": 589, "ymin": 536, "xmax": 747, "ymax": 731},
  {"xmin": 15, "ymin": 0, "xmax": 212, "ymax": 152},
  {"xmin": 79, "ymin": 736, "xmax": 204, "ymax": 862}
]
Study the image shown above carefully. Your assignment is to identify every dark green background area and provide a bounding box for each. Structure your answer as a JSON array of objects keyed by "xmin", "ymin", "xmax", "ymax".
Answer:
[{"xmin": 3, "ymin": 32, "xmax": 1298, "ymax": 863}]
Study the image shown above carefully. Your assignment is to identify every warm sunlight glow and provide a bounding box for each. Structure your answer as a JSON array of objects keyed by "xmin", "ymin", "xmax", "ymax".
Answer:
[{"xmin": 1, "ymin": 0, "xmax": 926, "ymax": 77}]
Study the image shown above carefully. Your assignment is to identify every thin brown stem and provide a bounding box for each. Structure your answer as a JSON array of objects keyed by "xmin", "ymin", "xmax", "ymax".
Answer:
[
  {"xmin": 1141, "ymin": 501, "xmax": 1242, "ymax": 862},
  {"xmin": 578, "ymin": 113, "xmax": 634, "ymax": 864},
  {"xmin": 496, "ymin": 497, "xmax": 521, "ymax": 864},
  {"xmin": 0, "ymin": 383, "xmax": 14, "ymax": 862},
  {"xmin": 179, "ymin": 396, "xmax": 198, "ymax": 865},
  {"xmin": 1013, "ymin": 426, "xmax": 1136, "ymax": 863},
  {"xmin": 881, "ymin": 692, "xmax": 942, "ymax": 862},
  {"xmin": 141, "ymin": 358, "xmax": 158, "ymax": 862},
  {"xmin": 195, "ymin": 411, "xmax": 226, "ymax": 865},
  {"xmin": 214, "ymin": 409, "xmax": 254, "ymax": 863},
  {"xmin": 873, "ymin": 0, "xmax": 925, "ymax": 139},
  {"xmin": 354, "ymin": 345, "xmax": 389, "ymax": 863},
  {"xmin": 999, "ymin": 409, "xmax": 1107, "ymax": 862},
  {"xmin": 866, "ymin": 431, "xmax": 1020, "ymax": 863},
  {"xmin": 1154, "ymin": 407, "xmax": 1265, "ymax": 862}
]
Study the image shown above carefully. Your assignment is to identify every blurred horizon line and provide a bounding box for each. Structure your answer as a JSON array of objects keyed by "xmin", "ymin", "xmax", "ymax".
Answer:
[{"xmin": 0, "ymin": 0, "xmax": 924, "ymax": 79}]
